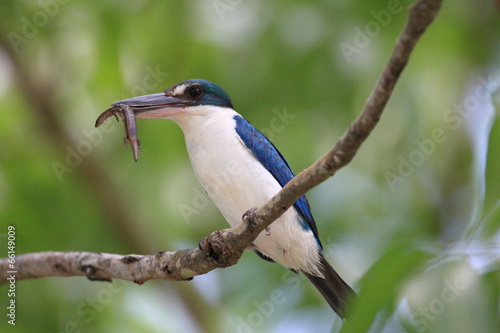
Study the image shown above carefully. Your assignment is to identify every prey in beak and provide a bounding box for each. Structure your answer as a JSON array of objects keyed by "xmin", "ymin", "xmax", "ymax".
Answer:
[
  {"xmin": 95, "ymin": 91, "xmax": 194, "ymax": 161},
  {"xmin": 95, "ymin": 105, "xmax": 141, "ymax": 161}
]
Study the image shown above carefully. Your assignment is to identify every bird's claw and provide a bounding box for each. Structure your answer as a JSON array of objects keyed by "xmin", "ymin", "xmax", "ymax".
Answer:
[
  {"xmin": 242, "ymin": 206, "xmax": 259, "ymax": 232},
  {"xmin": 242, "ymin": 206, "xmax": 258, "ymax": 223},
  {"xmin": 265, "ymin": 226, "xmax": 271, "ymax": 236}
]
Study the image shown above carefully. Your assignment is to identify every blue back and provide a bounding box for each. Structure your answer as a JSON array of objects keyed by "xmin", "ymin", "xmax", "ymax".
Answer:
[{"xmin": 234, "ymin": 116, "xmax": 322, "ymax": 248}]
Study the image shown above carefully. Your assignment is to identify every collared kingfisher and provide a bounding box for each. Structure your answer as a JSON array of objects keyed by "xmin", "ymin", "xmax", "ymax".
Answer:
[{"xmin": 111, "ymin": 79, "xmax": 356, "ymax": 318}]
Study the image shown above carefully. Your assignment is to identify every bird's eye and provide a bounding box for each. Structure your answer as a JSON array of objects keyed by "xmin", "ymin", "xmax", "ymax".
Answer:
[{"xmin": 188, "ymin": 86, "xmax": 203, "ymax": 99}]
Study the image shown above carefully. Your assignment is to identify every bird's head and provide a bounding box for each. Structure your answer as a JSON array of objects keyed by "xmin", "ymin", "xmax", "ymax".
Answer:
[{"xmin": 112, "ymin": 79, "xmax": 234, "ymax": 120}]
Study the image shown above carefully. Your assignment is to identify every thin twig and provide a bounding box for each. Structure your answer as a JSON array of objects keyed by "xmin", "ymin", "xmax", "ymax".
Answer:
[{"xmin": 247, "ymin": 0, "xmax": 443, "ymax": 231}]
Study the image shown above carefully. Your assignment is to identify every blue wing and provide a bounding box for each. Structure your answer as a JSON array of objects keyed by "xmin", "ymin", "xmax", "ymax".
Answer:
[{"xmin": 234, "ymin": 116, "xmax": 322, "ymax": 248}]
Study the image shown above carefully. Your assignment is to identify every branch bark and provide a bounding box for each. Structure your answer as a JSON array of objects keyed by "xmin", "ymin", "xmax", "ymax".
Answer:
[{"xmin": 0, "ymin": 0, "xmax": 443, "ymax": 285}]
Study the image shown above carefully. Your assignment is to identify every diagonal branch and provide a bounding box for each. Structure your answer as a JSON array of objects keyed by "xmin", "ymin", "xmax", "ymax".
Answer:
[
  {"xmin": 249, "ymin": 0, "xmax": 443, "ymax": 231},
  {"xmin": 0, "ymin": 0, "xmax": 443, "ymax": 285}
]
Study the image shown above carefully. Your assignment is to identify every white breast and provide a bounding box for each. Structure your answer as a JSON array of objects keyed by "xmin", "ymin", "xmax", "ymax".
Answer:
[{"xmin": 171, "ymin": 106, "xmax": 321, "ymax": 275}]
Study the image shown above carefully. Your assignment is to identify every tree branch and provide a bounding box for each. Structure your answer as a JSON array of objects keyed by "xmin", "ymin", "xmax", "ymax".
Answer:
[{"xmin": 0, "ymin": 0, "xmax": 442, "ymax": 285}]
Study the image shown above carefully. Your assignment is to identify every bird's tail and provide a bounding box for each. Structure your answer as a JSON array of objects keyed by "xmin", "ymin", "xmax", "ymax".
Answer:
[{"xmin": 305, "ymin": 253, "xmax": 356, "ymax": 319}]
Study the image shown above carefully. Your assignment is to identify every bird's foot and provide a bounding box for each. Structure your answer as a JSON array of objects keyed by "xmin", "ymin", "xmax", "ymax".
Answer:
[
  {"xmin": 265, "ymin": 226, "xmax": 271, "ymax": 236},
  {"xmin": 241, "ymin": 207, "xmax": 257, "ymax": 224}
]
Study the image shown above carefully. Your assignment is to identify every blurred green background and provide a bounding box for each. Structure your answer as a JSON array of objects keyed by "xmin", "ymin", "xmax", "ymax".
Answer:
[{"xmin": 0, "ymin": 0, "xmax": 499, "ymax": 332}]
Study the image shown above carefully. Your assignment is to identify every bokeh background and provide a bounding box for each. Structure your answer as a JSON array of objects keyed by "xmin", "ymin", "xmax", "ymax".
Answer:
[{"xmin": 0, "ymin": 0, "xmax": 499, "ymax": 332}]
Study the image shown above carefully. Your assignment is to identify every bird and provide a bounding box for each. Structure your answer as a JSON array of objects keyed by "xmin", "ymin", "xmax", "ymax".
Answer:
[{"xmin": 111, "ymin": 79, "xmax": 356, "ymax": 318}]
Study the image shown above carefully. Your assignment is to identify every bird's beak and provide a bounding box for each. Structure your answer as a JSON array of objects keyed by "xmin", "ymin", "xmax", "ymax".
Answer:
[{"xmin": 112, "ymin": 93, "xmax": 193, "ymax": 119}]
